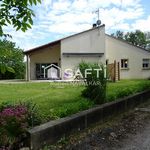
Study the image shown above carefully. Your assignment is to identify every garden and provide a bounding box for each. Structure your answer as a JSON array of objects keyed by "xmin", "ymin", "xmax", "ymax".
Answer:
[
  {"xmin": 0, "ymin": 80, "xmax": 150, "ymax": 121},
  {"xmin": 1, "ymin": 79, "xmax": 150, "ymax": 149}
]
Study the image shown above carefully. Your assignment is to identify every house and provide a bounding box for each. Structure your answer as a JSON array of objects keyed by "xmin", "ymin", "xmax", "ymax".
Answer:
[{"xmin": 24, "ymin": 25, "xmax": 150, "ymax": 80}]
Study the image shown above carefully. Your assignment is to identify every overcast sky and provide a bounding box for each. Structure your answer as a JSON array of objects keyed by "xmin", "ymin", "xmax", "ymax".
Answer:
[{"xmin": 3, "ymin": 0, "xmax": 150, "ymax": 50}]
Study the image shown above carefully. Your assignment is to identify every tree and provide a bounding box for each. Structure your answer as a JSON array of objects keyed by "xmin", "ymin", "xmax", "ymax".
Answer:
[
  {"xmin": 0, "ymin": 0, "xmax": 41, "ymax": 37},
  {"xmin": 124, "ymin": 30, "xmax": 147, "ymax": 48},
  {"xmin": 112, "ymin": 30, "xmax": 150, "ymax": 49},
  {"xmin": 111, "ymin": 30, "xmax": 124, "ymax": 39},
  {"xmin": 0, "ymin": 39, "xmax": 25, "ymax": 79},
  {"xmin": 145, "ymin": 32, "xmax": 150, "ymax": 50},
  {"xmin": 0, "ymin": 0, "xmax": 41, "ymax": 76}
]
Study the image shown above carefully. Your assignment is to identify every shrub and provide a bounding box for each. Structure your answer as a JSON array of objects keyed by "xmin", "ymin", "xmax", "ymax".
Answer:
[
  {"xmin": 0, "ymin": 102, "xmax": 41, "ymax": 149},
  {"xmin": 19, "ymin": 101, "xmax": 41, "ymax": 127},
  {"xmin": 0, "ymin": 105, "xmax": 28, "ymax": 149},
  {"xmin": 79, "ymin": 62, "xmax": 107, "ymax": 104},
  {"xmin": 0, "ymin": 102, "xmax": 12, "ymax": 112}
]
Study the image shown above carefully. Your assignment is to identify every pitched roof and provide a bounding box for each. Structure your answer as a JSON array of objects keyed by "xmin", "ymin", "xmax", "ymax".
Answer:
[
  {"xmin": 106, "ymin": 34, "xmax": 150, "ymax": 53},
  {"xmin": 24, "ymin": 24, "xmax": 150, "ymax": 55},
  {"xmin": 24, "ymin": 24, "xmax": 105, "ymax": 54}
]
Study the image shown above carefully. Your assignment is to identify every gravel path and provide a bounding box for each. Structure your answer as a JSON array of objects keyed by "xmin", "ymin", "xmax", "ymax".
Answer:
[
  {"xmin": 115, "ymin": 116, "xmax": 150, "ymax": 150},
  {"xmin": 49, "ymin": 102, "xmax": 150, "ymax": 150},
  {"xmin": 115, "ymin": 117, "xmax": 150, "ymax": 150},
  {"xmin": 67, "ymin": 109, "xmax": 150, "ymax": 150}
]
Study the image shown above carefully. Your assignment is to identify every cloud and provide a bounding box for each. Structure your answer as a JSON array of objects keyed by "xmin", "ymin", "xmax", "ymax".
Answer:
[
  {"xmin": 2, "ymin": 0, "xmax": 148, "ymax": 50},
  {"xmin": 52, "ymin": 0, "xmax": 72, "ymax": 11},
  {"xmin": 131, "ymin": 16, "xmax": 150, "ymax": 32},
  {"xmin": 111, "ymin": 23, "xmax": 131, "ymax": 31},
  {"xmin": 99, "ymin": 6, "xmax": 144, "ymax": 31},
  {"xmin": 49, "ymin": 22, "xmax": 91, "ymax": 34},
  {"xmin": 36, "ymin": 0, "xmax": 144, "ymax": 34}
]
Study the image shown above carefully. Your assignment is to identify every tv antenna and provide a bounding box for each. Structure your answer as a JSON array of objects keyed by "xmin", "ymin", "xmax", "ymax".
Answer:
[
  {"xmin": 93, "ymin": 8, "xmax": 100, "ymax": 20},
  {"xmin": 92, "ymin": 8, "xmax": 101, "ymax": 26}
]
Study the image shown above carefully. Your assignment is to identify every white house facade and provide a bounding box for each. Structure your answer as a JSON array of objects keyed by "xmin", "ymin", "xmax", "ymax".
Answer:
[
  {"xmin": 106, "ymin": 35, "xmax": 150, "ymax": 79},
  {"xmin": 24, "ymin": 25, "xmax": 150, "ymax": 80}
]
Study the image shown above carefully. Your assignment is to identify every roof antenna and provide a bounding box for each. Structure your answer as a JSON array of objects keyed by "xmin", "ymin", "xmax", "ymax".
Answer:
[{"xmin": 92, "ymin": 8, "xmax": 101, "ymax": 27}]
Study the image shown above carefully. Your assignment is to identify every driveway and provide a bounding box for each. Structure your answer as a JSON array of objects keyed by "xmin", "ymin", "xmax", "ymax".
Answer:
[
  {"xmin": 116, "ymin": 121, "xmax": 150, "ymax": 150},
  {"xmin": 51, "ymin": 101, "xmax": 150, "ymax": 150}
]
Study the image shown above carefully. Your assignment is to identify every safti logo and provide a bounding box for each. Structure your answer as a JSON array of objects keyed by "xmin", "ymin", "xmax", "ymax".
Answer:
[
  {"xmin": 44, "ymin": 64, "xmax": 106, "ymax": 80},
  {"xmin": 64, "ymin": 68, "xmax": 105, "ymax": 79},
  {"xmin": 44, "ymin": 64, "xmax": 61, "ymax": 79}
]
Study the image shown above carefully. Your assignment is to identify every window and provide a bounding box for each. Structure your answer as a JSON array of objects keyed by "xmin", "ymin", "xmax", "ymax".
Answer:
[
  {"xmin": 36, "ymin": 63, "xmax": 58, "ymax": 79},
  {"xmin": 36, "ymin": 63, "xmax": 50, "ymax": 79},
  {"xmin": 106, "ymin": 59, "xmax": 109, "ymax": 65},
  {"xmin": 121, "ymin": 59, "xmax": 128, "ymax": 69},
  {"xmin": 143, "ymin": 59, "xmax": 150, "ymax": 69}
]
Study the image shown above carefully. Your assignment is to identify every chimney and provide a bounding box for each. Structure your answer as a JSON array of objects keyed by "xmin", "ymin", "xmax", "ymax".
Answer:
[{"xmin": 92, "ymin": 23, "xmax": 97, "ymax": 28}]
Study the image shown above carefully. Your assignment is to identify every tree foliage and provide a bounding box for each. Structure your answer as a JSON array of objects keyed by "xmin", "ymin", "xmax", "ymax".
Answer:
[
  {"xmin": 0, "ymin": 0, "xmax": 41, "ymax": 36},
  {"xmin": 0, "ymin": 39, "xmax": 25, "ymax": 79},
  {"xmin": 111, "ymin": 30, "xmax": 150, "ymax": 49},
  {"xmin": 111, "ymin": 30, "xmax": 124, "ymax": 40},
  {"xmin": 124, "ymin": 30, "xmax": 147, "ymax": 48}
]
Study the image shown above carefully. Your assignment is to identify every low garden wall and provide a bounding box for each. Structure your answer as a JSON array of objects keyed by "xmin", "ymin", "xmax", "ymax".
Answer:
[{"xmin": 28, "ymin": 89, "xmax": 150, "ymax": 149}]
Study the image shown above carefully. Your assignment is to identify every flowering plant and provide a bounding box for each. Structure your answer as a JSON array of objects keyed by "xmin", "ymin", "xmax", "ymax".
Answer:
[
  {"xmin": 0, "ymin": 104, "xmax": 29, "ymax": 149},
  {"xmin": 0, "ymin": 102, "xmax": 41, "ymax": 149}
]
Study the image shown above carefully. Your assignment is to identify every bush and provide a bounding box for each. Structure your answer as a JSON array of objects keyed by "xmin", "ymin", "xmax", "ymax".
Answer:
[
  {"xmin": 0, "ymin": 105, "xmax": 28, "ymax": 149},
  {"xmin": 19, "ymin": 101, "xmax": 41, "ymax": 127},
  {"xmin": 0, "ymin": 102, "xmax": 41, "ymax": 149},
  {"xmin": 79, "ymin": 62, "xmax": 107, "ymax": 104}
]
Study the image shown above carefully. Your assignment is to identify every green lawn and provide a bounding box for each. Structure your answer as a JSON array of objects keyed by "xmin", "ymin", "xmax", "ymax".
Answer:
[
  {"xmin": 0, "ymin": 80, "xmax": 150, "ymax": 121},
  {"xmin": 107, "ymin": 79, "xmax": 150, "ymax": 101}
]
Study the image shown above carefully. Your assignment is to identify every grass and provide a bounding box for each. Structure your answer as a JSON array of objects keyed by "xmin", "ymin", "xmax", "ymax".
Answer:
[
  {"xmin": 0, "ymin": 82, "xmax": 93, "ymax": 121},
  {"xmin": 0, "ymin": 80, "xmax": 150, "ymax": 122},
  {"xmin": 107, "ymin": 79, "xmax": 150, "ymax": 101}
]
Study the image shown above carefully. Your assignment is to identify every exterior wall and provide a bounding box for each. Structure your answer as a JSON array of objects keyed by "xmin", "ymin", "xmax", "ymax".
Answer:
[
  {"xmin": 28, "ymin": 43, "xmax": 60, "ymax": 80},
  {"xmin": 61, "ymin": 27, "xmax": 106, "ymax": 79},
  {"xmin": 106, "ymin": 35, "xmax": 150, "ymax": 79}
]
